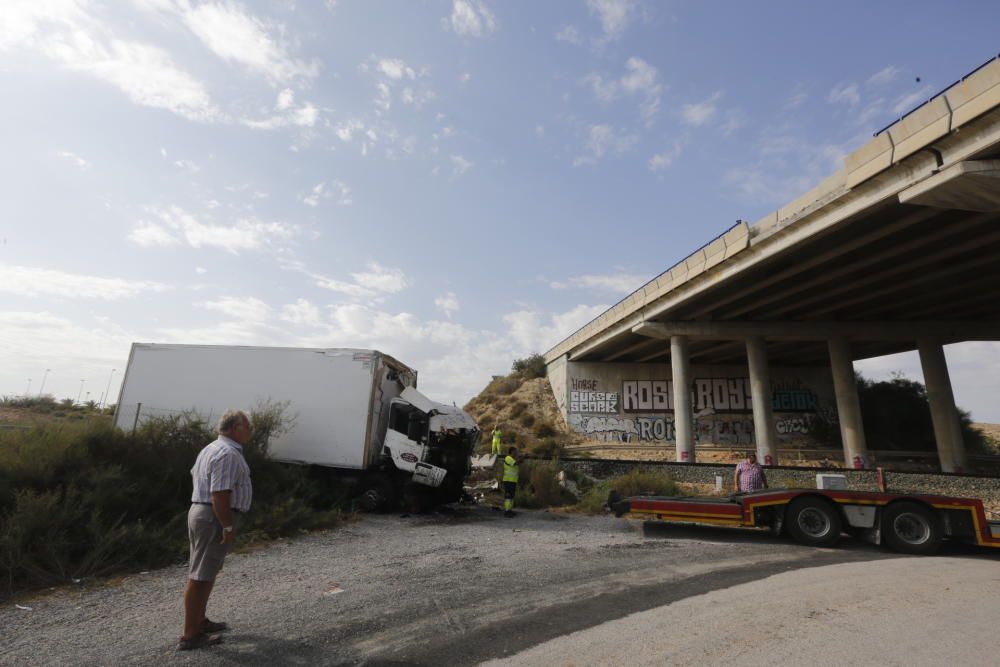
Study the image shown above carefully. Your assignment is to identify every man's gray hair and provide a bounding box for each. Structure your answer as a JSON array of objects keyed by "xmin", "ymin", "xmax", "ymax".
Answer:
[{"xmin": 217, "ymin": 409, "xmax": 250, "ymax": 434}]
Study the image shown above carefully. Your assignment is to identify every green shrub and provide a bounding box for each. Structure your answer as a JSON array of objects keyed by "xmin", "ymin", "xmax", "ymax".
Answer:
[
  {"xmin": 0, "ymin": 404, "xmax": 343, "ymax": 598},
  {"xmin": 533, "ymin": 421, "xmax": 556, "ymax": 438},
  {"xmin": 494, "ymin": 376, "xmax": 522, "ymax": 395},
  {"xmin": 519, "ymin": 413, "xmax": 535, "ymax": 427},
  {"xmin": 514, "ymin": 460, "xmax": 574, "ymax": 509},
  {"xmin": 508, "ymin": 401, "xmax": 527, "ymax": 418},
  {"xmin": 531, "ymin": 437, "xmax": 564, "ymax": 459},
  {"xmin": 574, "ymin": 470, "xmax": 681, "ymax": 514},
  {"xmin": 511, "ymin": 354, "xmax": 546, "ymax": 379}
]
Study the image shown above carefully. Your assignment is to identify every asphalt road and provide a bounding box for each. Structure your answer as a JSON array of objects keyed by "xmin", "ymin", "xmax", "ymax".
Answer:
[{"xmin": 2, "ymin": 505, "xmax": 991, "ymax": 666}]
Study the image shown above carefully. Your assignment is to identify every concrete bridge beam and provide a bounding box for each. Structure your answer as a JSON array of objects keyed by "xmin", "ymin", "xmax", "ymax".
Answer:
[
  {"xmin": 917, "ymin": 339, "xmax": 968, "ymax": 473},
  {"xmin": 670, "ymin": 335, "xmax": 694, "ymax": 463},
  {"xmin": 828, "ymin": 336, "xmax": 869, "ymax": 468}
]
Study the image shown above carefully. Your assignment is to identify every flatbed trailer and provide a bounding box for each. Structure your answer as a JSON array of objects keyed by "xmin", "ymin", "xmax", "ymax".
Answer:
[{"xmin": 609, "ymin": 488, "xmax": 1000, "ymax": 555}]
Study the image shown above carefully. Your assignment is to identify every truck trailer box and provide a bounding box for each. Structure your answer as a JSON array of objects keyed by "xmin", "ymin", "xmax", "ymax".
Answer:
[{"xmin": 115, "ymin": 344, "xmax": 417, "ymax": 470}]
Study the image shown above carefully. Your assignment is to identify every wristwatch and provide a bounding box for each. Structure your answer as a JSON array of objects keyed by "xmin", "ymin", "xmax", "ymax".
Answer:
[{"xmin": 222, "ymin": 525, "xmax": 234, "ymax": 534}]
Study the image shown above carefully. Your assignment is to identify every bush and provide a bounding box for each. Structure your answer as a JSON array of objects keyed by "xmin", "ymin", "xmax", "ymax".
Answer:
[
  {"xmin": 508, "ymin": 401, "xmax": 527, "ymax": 418},
  {"xmin": 530, "ymin": 437, "xmax": 564, "ymax": 459},
  {"xmin": 511, "ymin": 354, "xmax": 546, "ymax": 379},
  {"xmin": 0, "ymin": 404, "xmax": 343, "ymax": 598},
  {"xmin": 514, "ymin": 460, "xmax": 574, "ymax": 509},
  {"xmin": 519, "ymin": 413, "xmax": 535, "ymax": 427},
  {"xmin": 494, "ymin": 376, "xmax": 522, "ymax": 395},
  {"xmin": 533, "ymin": 421, "xmax": 556, "ymax": 438},
  {"xmin": 574, "ymin": 470, "xmax": 681, "ymax": 514}
]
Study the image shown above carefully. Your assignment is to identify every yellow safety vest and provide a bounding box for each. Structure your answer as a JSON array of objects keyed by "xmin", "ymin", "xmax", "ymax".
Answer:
[{"xmin": 503, "ymin": 455, "xmax": 519, "ymax": 483}]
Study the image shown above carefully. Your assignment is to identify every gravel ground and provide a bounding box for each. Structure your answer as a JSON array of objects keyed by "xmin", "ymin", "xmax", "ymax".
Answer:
[{"xmin": 0, "ymin": 505, "xmax": 890, "ymax": 666}]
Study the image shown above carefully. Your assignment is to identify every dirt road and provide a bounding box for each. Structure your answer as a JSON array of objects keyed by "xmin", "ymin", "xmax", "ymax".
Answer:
[{"xmin": 3, "ymin": 506, "xmax": 986, "ymax": 666}]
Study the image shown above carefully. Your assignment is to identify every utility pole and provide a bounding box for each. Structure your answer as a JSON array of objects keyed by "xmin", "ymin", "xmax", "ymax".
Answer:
[
  {"xmin": 76, "ymin": 379, "xmax": 86, "ymax": 405},
  {"xmin": 38, "ymin": 369, "xmax": 51, "ymax": 397},
  {"xmin": 101, "ymin": 368, "xmax": 117, "ymax": 409}
]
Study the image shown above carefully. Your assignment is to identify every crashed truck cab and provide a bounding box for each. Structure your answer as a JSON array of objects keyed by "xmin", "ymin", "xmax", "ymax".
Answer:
[{"xmin": 377, "ymin": 386, "xmax": 480, "ymax": 508}]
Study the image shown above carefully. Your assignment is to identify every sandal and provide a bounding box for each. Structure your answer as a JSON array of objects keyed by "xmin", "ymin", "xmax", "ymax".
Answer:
[
  {"xmin": 177, "ymin": 633, "xmax": 223, "ymax": 651},
  {"xmin": 202, "ymin": 619, "xmax": 229, "ymax": 633}
]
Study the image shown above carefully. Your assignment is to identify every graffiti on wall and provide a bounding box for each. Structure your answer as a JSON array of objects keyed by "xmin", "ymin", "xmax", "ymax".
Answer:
[
  {"xmin": 567, "ymin": 373, "xmax": 830, "ymax": 445},
  {"xmin": 569, "ymin": 391, "xmax": 619, "ymax": 414}
]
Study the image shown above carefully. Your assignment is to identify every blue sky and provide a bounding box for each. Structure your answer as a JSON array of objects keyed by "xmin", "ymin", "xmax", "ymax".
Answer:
[{"xmin": 2, "ymin": 0, "xmax": 999, "ymax": 419}]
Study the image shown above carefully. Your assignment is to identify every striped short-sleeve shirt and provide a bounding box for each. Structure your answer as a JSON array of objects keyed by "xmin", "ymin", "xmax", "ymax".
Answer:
[{"xmin": 191, "ymin": 435, "xmax": 253, "ymax": 512}]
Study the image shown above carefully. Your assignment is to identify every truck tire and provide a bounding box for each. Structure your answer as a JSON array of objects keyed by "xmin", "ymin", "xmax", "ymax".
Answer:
[
  {"xmin": 402, "ymin": 482, "xmax": 434, "ymax": 513},
  {"xmin": 359, "ymin": 476, "xmax": 395, "ymax": 513},
  {"xmin": 785, "ymin": 497, "xmax": 842, "ymax": 547},
  {"xmin": 882, "ymin": 501, "xmax": 943, "ymax": 555}
]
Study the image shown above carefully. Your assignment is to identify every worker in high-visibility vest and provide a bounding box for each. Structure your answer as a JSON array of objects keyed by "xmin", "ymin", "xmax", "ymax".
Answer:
[
  {"xmin": 502, "ymin": 446, "xmax": 520, "ymax": 518},
  {"xmin": 491, "ymin": 425, "xmax": 502, "ymax": 455}
]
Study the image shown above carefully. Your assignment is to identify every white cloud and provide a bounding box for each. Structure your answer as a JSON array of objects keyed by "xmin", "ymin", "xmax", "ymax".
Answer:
[
  {"xmin": 57, "ymin": 150, "xmax": 89, "ymax": 168},
  {"xmin": 435, "ymin": 292, "xmax": 460, "ymax": 318},
  {"xmin": 648, "ymin": 142, "xmax": 682, "ymax": 171},
  {"xmin": 867, "ymin": 66, "xmax": 899, "ymax": 86},
  {"xmin": 555, "ymin": 25, "xmax": 583, "ymax": 45},
  {"xmin": 280, "ymin": 298, "xmax": 322, "ymax": 327},
  {"xmin": 682, "ymin": 90, "xmax": 723, "ymax": 126},
  {"xmin": 377, "ymin": 58, "xmax": 414, "ymax": 80},
  {"xmin": 50, "ymin": 34, "xmax": 219, "ymax": 121},
  {"xmin": 827, "ymin": 82, "xmax": 860, "ymax": 106},
  {"xmin": 129, "ymin": 221, "xmax": 180, "ymax": 247},
  {"xmin": 0, "ymin": 263, "xmax": 168, "ymax": 300},
  {"xmin": 584, "ymin": 58, "xmax": 663, "ymax": 122},
  {"xmin": 725, "ymin": 134, "xmax": 849, "ymax": 205},
  {"xmin": 550, "ymin": 273, "xmax": 647, "ymax": 293},
  {"xmin": 197, "ymin": 296, "xmax": 272, "ymax": 323},
  {"xmin": 130, "ymin": 206, "xmax": 295, "ymax": 254},
  {"xmin": 286, "ymin": 260, "xmax": 409, "ymax": 301},
  {"xmin": 302, "ymin": 180, "xmax": 352, "ymax": 207},
  {"xmin": 276, "ymin": 87, "xmax": 294, "ymax": 110},
  {"xmin": 504, "ymin": 304, "xmax": 608, "ymax": 354},
  {"xmin": 174, "ymin": 1, "xmax": 317, "ymax": 84},
  {"xmin": 334, "ymin": 119, "xmax": 365, "ymax": 142},
  {"xmin": 784, "ymin": 90, "xmax": 808, "ymax": 110},
  {"xmin": 892, "ymin": 84, "xmax": 934, "ymax": 114},
  {"xmin": 572, "ymin": 124, "xmax": 637, "ymax": 166},
  {"xmin": 446, "ymin": 0, "xmax": 497, "ymax": 37},
  {"xmin": 587, "ymin": 0, "xmax": 635, "ymax": 42},
  {"xmin": 450, "ymin": 154, "xmax": 473, "ymax": 176}
]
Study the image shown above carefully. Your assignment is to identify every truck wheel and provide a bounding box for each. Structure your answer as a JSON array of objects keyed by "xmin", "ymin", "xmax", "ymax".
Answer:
[
  {"xmin": 882, "ymin": 501, "xmax": 943, "ymax": 555},
  {"xmin": 403, "ymin": 482, "xmax": 434, "ymax": 513},
  {"xmin": 785, "ymin": 497, "xmax": 842, "ymax": 547},
  {"xmin": 359, "ymin": 477, "xmax": 394, "ymax": 513}
]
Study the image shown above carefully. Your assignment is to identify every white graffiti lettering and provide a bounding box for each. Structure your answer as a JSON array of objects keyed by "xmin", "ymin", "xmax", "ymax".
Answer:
[{"xmin": 569, "ymin": 391, "xmax": 619, "ymax": 414}]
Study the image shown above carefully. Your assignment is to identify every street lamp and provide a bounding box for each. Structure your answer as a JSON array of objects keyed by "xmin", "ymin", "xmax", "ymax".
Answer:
[
  {"xmin": 38, "ymin": 369, "xmax": 51, "ymax": 397},
  {"xmin": 76, "ymin": 379, "xmax": 86, "ymax": 405},
  {"xmin": 101, "ymin": 368, "xmax": 117, "ymax": 409}
]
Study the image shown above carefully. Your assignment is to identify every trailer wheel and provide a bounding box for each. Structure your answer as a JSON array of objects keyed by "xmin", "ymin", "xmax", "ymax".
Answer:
[
  {"xmin": 882, "ymin": 502, "xmax": 943, "ymax": 555},
  {"xmin": 785, "ymin": 497, "xmax": 842, "ymax": 547},
  {"xmin": 359, "ymin": 477, "xmax": 395, "ymax": 513}
]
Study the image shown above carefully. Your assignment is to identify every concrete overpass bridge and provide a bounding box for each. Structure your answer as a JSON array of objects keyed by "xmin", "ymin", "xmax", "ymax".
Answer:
[{"xmin": 545, "ymin": 56, "xmax": 1000, "ymax": 473}]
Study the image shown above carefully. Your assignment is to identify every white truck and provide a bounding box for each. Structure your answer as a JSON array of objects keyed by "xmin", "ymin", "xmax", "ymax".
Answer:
[{"xmin": 113, "ymin": 343, "xmax": 480, "ymax": 510}]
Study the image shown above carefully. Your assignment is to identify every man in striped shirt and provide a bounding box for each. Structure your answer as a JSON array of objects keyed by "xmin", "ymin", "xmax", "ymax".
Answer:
[
  {"xmin": 179, "ymin": 409, "xmax": 253, "ymax": 651},
  {"xmin": 734, "ymin": 450, "xmax": 768, "ymax": 493}
]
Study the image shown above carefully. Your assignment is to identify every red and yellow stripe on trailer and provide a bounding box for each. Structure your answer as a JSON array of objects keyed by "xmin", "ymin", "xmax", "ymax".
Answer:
[{"xmin": 628, "ymin": 498, "xmax": 744, "ymax": 527}]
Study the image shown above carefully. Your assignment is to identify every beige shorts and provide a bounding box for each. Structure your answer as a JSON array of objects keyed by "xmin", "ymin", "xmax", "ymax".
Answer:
[{"xmin": 187, "ymin": 504, "xmax": 239, "ymax": 581}]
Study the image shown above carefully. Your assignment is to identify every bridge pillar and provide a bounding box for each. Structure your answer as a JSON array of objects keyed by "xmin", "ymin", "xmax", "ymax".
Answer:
[
  {"xmin": 746, "ymin": 336, "xmax": 777, "ymax": 466},
  {"xmin": 917, "ymin": 339, "xmax": 967, "ymax": 473},
  {"xmin": 828, "ymin": 336, "xmax": 869, "ymax": 468},
  {"xmin": 670, "ymin": 335, "xmax": 694, "ymax": 463}
]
